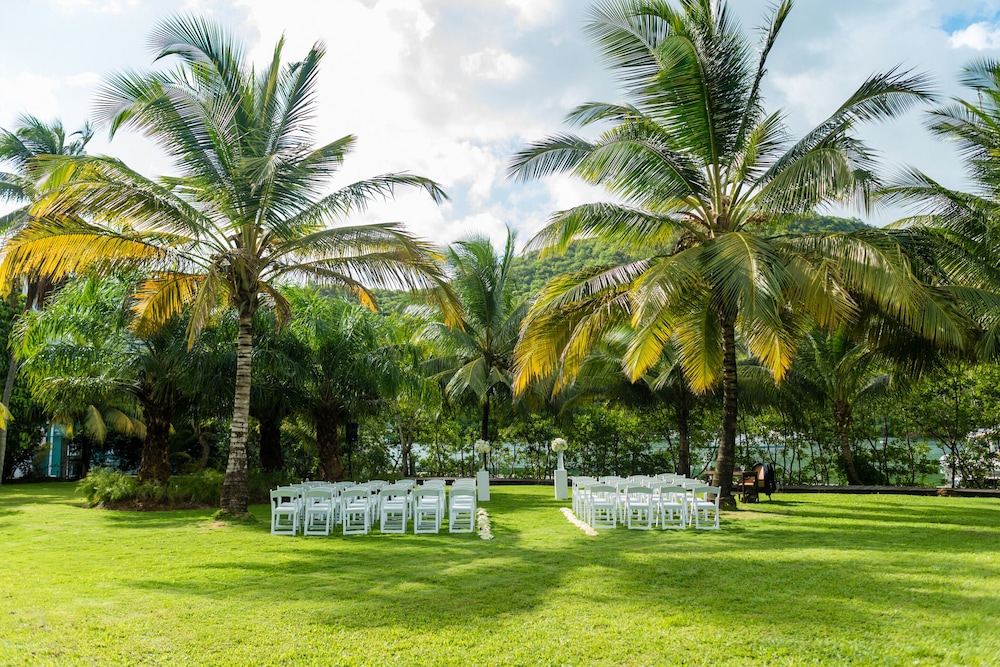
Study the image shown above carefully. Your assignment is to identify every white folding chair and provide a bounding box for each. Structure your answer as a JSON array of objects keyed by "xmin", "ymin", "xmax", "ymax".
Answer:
[
  {"xmin": 624, "ymin": 486, "xmax": 654, "ymax": 529},
  {"xmin": 270, "ymin": 488, "xmax": 299, "ymax": 536},
  {"xmin": 303, "ymin": 488, "xmax": 335, "ymax": 536},
  {"xmin": 588, "ymin": 484, "xmax": 618, "ymax": 529},
  {"xmin": 690, "ymin": 485, "xmax": 721, "ymax": 530},
  {"xmin": 413, "ymin": 488, "xmax": 443, "ymax": 534},
  {"xmin": 448, "ymin": 486, "xmax": 476, "ymax": 533},
  {"xmin": 341, "ymin": 487, "xmax": 372, "ymax": 535},
  {"xmin": 379, "ymin": 486, "xmax": 409, "ymax": 534},
  {"xmin": 654, "ymin": 483, "xmax": 688, "ymax": 529}
]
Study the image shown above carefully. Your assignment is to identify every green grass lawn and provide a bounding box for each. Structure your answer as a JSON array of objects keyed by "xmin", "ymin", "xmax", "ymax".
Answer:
[{"xmin": 1, "ymin": 483, "xmax": 999, "ymax": 666}]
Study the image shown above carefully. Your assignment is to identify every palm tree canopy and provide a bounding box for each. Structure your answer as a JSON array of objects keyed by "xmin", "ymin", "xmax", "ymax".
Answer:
[
  {"xmin": 417, "ymin": 229, "xmax": 528, "ymax": 404},
  {"xmin": 0, "ymin": 114, "xmax": 92, "ymax": 232},
  {"xmin": 0, "ymin": 15, "xmax": 452, "ymax": 344},
  {"xmin": 508, "ymin": 0, "xmax": 960, "ymax": 395}
]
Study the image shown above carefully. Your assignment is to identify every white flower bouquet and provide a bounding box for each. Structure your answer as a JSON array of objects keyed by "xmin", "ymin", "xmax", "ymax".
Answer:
[
  {"xmin": 473, "ymin": 439, "xmax": 491, "ymax": 454},
  {"xmin": 550, "ymin": 437, "xmax": 569, "ymax": 452}
]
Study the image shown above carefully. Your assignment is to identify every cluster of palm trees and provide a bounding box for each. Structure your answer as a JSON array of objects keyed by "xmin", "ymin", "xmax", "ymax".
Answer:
[{"xmin": 3, "ymin": 0, "xmax": 1000, "ymax": 512}]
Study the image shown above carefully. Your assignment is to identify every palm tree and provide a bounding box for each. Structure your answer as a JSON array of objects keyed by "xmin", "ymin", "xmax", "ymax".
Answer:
[
  {"xmin": 284, "ymin": 288, "xmax": 403, "ymax": 480},
  {"xmin": 882, "ymin": 58, "xmax": 1000, "ymax": 346},
  {"xmin": 0, "ymin": 17, "xmax": 451, "ymax": 514},
  {"xmin": 789, "ymin": 327, "xmax": 894, "ymax": 485},
  {"xmin": 14, "ymin": 274, "xmax": 196, "ymax": 484},
  {"xmin": 509, "ymin": 0, "xmax": 964, "ymax": 503},
  {"xmin": 0, "ymin": 115, "xmax": 92, "ymax": 486},
  {"xmin": 417, "ymin": 230, "xmax": 528, "ymax": 460}
]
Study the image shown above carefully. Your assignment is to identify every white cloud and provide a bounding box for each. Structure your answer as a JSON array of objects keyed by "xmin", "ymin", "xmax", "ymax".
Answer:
[
  {"xmin": 459, "ymin": 48, "xmax": 527, "ymax": 82},
  {"xmin": 53, "ymin": 0, "xmax": 138, "ymax": 13},
  {"xmin": 949, "ymin": 22, "xmax": 1000, "ymax": 50},
  {"xmin": 504, "ymin": 0, "xmax": 562, "ymax": 27}
]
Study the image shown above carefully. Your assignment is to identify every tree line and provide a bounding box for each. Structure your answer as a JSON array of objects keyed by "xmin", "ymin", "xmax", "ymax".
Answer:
[{"xmin": 3, "ymin": 1, "xmax": 1000, "ymax": 513}]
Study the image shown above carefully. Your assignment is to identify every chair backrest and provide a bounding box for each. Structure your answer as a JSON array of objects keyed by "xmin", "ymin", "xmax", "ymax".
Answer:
[
  {"xmin": 449, "ymin": 487, "xmax": 475, "ymax": 501},
  {"xmin": 396, "ymin": 479, "xmax": 417, "ymax": 489},
  {"xmin": 413, "ymin": 488, "xmax": 441, "ymax": 503},
  {"xmin": 380, "ymin": 486, "xmax": 408, "ymax": 501},
  {"xmin": 422, "ymin": 480, "xmax": 446, "ymax": 489},
  {"xmin": 305, "ymin": 488, "xmax": 334, "ymax": 501},
  {"xmin": 626, "ymin": 486, "xmax": 652, "ymax": 499},
  {"xmin": 342, "ymin": 487, "xmax": 370, "ymax": 502},
  {"xmin": 589, "ymin": 484, "xmax": 616, "ymax": 500}
]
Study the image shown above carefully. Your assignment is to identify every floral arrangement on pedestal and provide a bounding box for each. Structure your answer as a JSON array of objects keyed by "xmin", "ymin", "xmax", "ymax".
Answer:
[
  {"xmin": 551, "ymin": 437, "xmax": 568, "ymax": 470},
  {"xmin": 474, "ymin": 439, "xmax": 491, "ymax": 470}
]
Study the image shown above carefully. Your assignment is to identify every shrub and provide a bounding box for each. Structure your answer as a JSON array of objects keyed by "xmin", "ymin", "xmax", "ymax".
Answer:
[
  {"xmin": 76, "ymin": 468, "xmax": 223, "ymax": 508},
  {"xmin": 77, "ymin": 468, "xmax": 138, "ymax": 507}
]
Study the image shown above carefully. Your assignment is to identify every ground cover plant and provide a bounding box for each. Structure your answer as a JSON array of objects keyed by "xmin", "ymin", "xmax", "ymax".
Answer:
[{"xmin": 1, "ymin": 484, "xmax": 999, "ymax": 666}]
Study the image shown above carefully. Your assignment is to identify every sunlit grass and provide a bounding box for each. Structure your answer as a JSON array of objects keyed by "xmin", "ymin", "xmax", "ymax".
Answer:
[{"xmin": 1, "ymin": 483, "xmax": 998, "ymax": 666}]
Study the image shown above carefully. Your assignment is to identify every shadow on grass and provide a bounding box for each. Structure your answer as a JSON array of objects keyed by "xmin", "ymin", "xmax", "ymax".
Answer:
[{"xmin": 116, "ymin": 488, "xmax": 1000, "ymax": 646}]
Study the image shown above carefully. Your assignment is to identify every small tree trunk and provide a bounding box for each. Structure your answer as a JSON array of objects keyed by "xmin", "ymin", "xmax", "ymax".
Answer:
[
  {"xmin": 713, "ymin": 318, "xmax": 738, "ymax": 508},
  {"xmin": 316, "ymin": 411, "xmax": 344, "ymax": 481},
  {"xmin": 221, "ymin": 313, "xmax": 253, "ymax": 515},
  {"xmin": 138, "ymin": 401, "xmax": 173, "ymax": 484},
  {"xmin": 834, "ymin": 401, "xmax": 862, "ymax": 485},
  {"xmin": 258, "ymin": 415, "xmax": 284, "ymax": 473},
  {"xmin": 194, "ymin": 419, "xmax": 210, "ymax": 471},
  {"xmin": 480, "ymin": 394, "xmax": 490, "ymax": 441},
  {"xmin": 676, "ymin": 390, "xmax": 691, "ymax": 477},
  {"xmin": 0, "ymin": 355, "xmax": 18, "ymax": 487}
]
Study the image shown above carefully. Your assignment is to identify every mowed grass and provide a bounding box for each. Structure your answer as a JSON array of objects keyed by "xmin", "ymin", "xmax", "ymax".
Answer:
[{"xmin": 1, "ymin": 484, "xmax": 999, "ymax": 666}]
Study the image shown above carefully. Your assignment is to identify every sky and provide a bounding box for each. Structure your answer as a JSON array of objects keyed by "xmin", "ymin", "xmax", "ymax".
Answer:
[{"xmin": 3, "ymin": 0, "xmax": 1000, "ymax": 249}]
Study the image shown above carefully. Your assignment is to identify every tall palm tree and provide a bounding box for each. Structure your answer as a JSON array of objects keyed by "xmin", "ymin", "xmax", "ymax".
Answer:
[
  {"xmin": 284, "ymin": 288, "xmax": 403, "ymax": 480},
  {"xmin": 0, "ymin": 17, "xmax": 451, "ymax": 514},
  {"xmin": 417, "ymin": 230, "xmax": 528, "ymax": 456},
  {"xmin": 509, "ymin": 0, "xmax": 965, "ymax": 503},
  {"xmin": 0, "ymin": 115, "xmax": 92, "ymax": 486}
]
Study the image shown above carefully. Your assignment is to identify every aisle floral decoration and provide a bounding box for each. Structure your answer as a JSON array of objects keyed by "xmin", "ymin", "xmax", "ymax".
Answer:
[
  {"xmin": 477, "ymin": 508, "xmax": 494, "ymax": 540},
  {"xmin": 560, "ymin": 507, "xmax": 598, "ymax": 536}
]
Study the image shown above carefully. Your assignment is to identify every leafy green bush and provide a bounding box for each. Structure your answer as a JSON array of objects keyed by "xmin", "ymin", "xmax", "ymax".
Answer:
[
  {"xmin": 76, "ymin": 468, "xmax": 223, "ymax": 507},
  {"xmin": 76, "ymin": 468, "xmax": 138, "ymax": 506}
]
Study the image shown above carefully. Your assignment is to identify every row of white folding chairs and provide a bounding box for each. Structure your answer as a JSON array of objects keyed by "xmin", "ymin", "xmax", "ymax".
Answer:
[
  {"xmin": 270, "ymin": 479, "xmax": 477, "ymax": 536},
  {"xmin": 571, "ymin": 477, "xmax": 720, "ymax": 530}
]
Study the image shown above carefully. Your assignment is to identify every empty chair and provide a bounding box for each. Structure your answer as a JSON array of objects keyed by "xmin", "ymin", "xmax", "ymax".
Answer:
[
  {"xmin": 379, "ymin": 486, "xmax": 409, "ymax": 534},
  {"xmin": 588, "ymin": 484, "xmax": 618, "ymax": 529},
  {"xmin": 303, "ymin": 488, "xmax": 336, "ymax": 536},
  {"xmin": 448, "ymin": 486, "xmax": 476, "ymax": 533},
  {"xmin": 341, "ymin": 487, "xmax": 372, "ymax": 535},
  {"xmin": 690, "ymin": 485, "xmax": 721, "ymax": 530},
  {"xmin": 654, "ymin": 483, "xmax": 689, "ymax": 529},
  {"xmin": 270, "ymin": 488, "xmax": 300, "ymax": 536},
  {"xmin": 624, "ymin": 486, "xmax": 654, "ymax": 530},
  {"xmin": 572, "ymin": 477, "xmax": 597, "ymax": 518},
  {"xmin": 413, "ymin": 488, "xmax": 443, "ymax": 534}
]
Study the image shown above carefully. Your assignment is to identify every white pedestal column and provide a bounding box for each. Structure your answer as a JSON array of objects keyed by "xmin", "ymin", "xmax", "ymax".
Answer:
[
  {"xmin": 477, "ymin": 469, "xmax": 490, "ymax": 502},
  {"xmin": 554, "ymin": 468, "xmax": 568, "ymax": 500}
]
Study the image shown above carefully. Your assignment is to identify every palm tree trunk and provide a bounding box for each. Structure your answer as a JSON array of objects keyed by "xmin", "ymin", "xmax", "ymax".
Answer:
[
  {"xmin": 221, "ymin": 313, "xmax": 253, "ymax": 515},
  {"xmin": 0, "ymin": 355, "xmax": 18, "ymax": 486},
  {"xmin": 713, "ymin": 319, "xmax": 738, "ymax": 508},
  {"xmin": 316, "ymin": 411, "xmax": 344, "ymax": 481},
  {"xmin": 834, "ymin": 401, "xmax": 862, "ymax": 485},
  {"xmin": 138, "ymin": 400, "xmax": 173, "ymax": 484}
]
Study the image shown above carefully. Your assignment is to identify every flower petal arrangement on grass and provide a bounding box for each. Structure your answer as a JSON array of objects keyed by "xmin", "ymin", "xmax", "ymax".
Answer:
[
  {"xmin": 560, "ymin": 506, "xmax": 598, "ymax": 536},
  {"xmin": 476, "ymin": 507, "xmax": 493, "ymax": 540}
]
